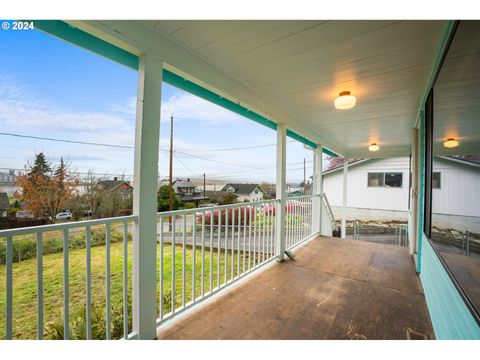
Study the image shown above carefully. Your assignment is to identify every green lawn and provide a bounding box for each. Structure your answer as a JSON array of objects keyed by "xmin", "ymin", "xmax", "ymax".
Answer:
[{"xmin": 0, "ymin": 239, "xmax": 259, "ymax": 339}]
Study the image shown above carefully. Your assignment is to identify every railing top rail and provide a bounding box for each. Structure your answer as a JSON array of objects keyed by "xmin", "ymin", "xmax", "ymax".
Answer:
[
  {"xmin": 0, "ymin": 215, "xmax": 138, "ymax": 237},
  {"xmin": 157, "ymin": 198, "xmax": 280, "ymax": 217},
  {"xmin": 286, "ymin": 194, "xmax": 319, "ymax": 200}
]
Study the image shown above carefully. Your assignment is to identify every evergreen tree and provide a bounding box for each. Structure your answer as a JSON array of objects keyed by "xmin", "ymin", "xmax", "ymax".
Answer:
[{"xmin": 29, "ymin": 152, "xmax": 51, "ymax": 177}]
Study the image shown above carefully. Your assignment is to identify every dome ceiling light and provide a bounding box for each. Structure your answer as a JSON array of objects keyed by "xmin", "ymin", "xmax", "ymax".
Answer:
[
  {"xmin": 334, "ymin": 91, "xmax": 356, "ymax": 110},
  {"xmin": 369, "ymin": 143, "xmax": 380, "ymax": 152},
  {"xmin": 443, "ymin": 138, "xmax": 459, "ymax": 148}
]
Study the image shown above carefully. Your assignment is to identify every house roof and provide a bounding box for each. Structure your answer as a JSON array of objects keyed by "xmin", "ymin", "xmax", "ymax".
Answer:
[
  {"xmin": 0, "ymin": 192, "xmax": 9, "ymax": 210},
  {"xmin": 221, "ymin": 183, "xmax": 265, "ymax": 196},
  {"xmin": 322, "ymin": 159, "xmax": 371, "ymax": 175},
  {"xmin": 323, "ymin": 155, "xmax": 480, "ymax": 176},
  {"xmin": 173, "ymin": 179, "xmax": 196, "ymax": 189},
  {"xmin": 98, "ymin": 180, "xmax": 133, "ymax": 191}
]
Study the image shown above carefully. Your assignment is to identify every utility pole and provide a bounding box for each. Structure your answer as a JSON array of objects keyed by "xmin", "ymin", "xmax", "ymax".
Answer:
[
  {"xmin": 169, "ymin": 115, "xmax": 174, "ymax": 227},
  {"xmin": 304, "ymin": 157, "xmax": 307, "ymax": 194},
  {"xmin": 203, "ymin": 173, "xmax": 206, "ymax": 201}
]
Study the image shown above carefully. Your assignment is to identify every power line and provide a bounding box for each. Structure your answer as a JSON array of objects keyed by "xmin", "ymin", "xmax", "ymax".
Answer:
[
  {"xmin": 175, "ymin": 140, "xmax": 295, "ymax": 152},
  {"xmin": 0, "ymin": 131, "xmax": 295, "ymax": 152},
  {"xmin": 0, "ymin": 132, "xmax": 134, "ymax": 149}
]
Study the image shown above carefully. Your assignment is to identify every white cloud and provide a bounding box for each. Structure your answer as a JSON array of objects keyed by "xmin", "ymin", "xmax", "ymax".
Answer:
[{"xmin": 160, "ymin": 92, "xmax": 242, "ymax": 125}]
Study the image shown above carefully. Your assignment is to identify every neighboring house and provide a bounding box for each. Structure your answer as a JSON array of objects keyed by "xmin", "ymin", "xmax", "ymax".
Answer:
[
  {"xmin": 0, "ymin": 170, "xmax": 18, "ymax": 196},
  {"xmin": 322, "ymin": 156, "xmax": 480, "ymax": 232},
  {"xmin": 98, "ymin": 177, "xmax": 133, "ymax": 200},
  {"xmin": 0, "ymin": 192, "xmax": 9, "ymax": 218},
  {"xmin": 160, "ymin": 178, "xmax": 204, "ymax": 206},
  {"xmin": 221, "ymin": 183, "xmax": 266, "ymax": 202}
]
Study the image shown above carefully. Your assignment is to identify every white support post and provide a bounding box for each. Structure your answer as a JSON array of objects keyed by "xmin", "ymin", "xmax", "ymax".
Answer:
[
  {"xmin": 276, "ymin": 123, "xmax": 287, "ymax": 261},
  {"xmin": 341, "ymin": 158, "xmax": 348, "ymax": 238},
  {"xmin": 312, "ymin": 144, "xmax": 323, "ymax": 234},
  {"xmin": 132, "ymin": 53, "xmax": 163, "ymax": 340}
]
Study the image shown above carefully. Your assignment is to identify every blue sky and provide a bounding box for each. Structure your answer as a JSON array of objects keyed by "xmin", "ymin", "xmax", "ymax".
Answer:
[{"xmin": 0, "ymin": 25, "xmax": 318, "ymax": 184}]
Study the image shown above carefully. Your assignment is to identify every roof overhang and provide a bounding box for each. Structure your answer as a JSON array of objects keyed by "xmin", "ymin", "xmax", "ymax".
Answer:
[{"xmin": 35, "ymin": 20, "xmax": 453, "ymax": 158}]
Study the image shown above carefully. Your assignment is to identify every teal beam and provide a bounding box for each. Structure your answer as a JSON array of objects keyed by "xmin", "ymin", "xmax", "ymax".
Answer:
[
  {"xmin": 33, "ymin": 20, "xmax": 139, "ymax": 70},
  {"xmin": 33, "ymin": 20, "xmax": 338, "ymax": 157}
]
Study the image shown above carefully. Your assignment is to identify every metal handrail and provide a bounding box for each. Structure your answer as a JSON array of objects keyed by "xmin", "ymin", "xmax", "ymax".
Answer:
[{"xmin": 320, "ymin": 192, "xmax": 338, "ymax": 230}]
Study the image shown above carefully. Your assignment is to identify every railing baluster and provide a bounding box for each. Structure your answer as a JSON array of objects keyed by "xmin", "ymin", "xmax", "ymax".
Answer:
[
  {"xmin": 210, "ymin": 210, "xmax": 213, "ymax": 292},
  {"xmin": 172, "ymin": 215, "xmax": 176, "ymax": 314},
  {"xmin": 182, "ymin": 215, "xmax": 186, "ymax": 308},
  {"xmin": 237, "ymin": 206, "xmax": 241, "ymax": 277},
  {"xmin": 224, "ymin": 210, "xmax": 228, "ymax": 284},
  {"xmin": 36, "ymin": 232, "xmax": 43, "ymax": 339},
  {"xmin": 63, "ymin": 228, "xmax": 69, "ymax": 340},
  {"xmin": 201, "ymin": 212, "xmax": 205, "ymax": 297},
  {"xmin": 243, "ymin": 206, "xmax": 246, "ymax": 274},
  {"xmin": 262, "ymin": 204, "xmax": 266, "ymax": 262},
  {"xmin": 6, "ymin": 235, "xmax": 13, "ymax": 339},
  {"xmin": 160, "ymin": 216, "xmax": 164, "ymax": 319},
  {"xmin": 86, "ymin": 225, "xmax": 92, "ymax": 340},
  {"xmin": 217, "ymin": 210, "xmax": 221, "ymax": 289},
  {"xmin": 106, "ymin": 224, "xmax": 111, "ymax": 339},
  {"xmin": 122, "ymin": 221, "xmax": 128, "ymax": 339},
  {"xmin": 253, "ymin": 204, "xmax": 257, "ymax": 268},
  {"xmin": 231, "ymin": 209, "xmax": 235, "ymax": 280},
  {"xmin": 248, "ymin": 206, "xmax": 252, "ymax": 271},
  {"xmin": 269, "ymin": 203, "xmax": 273, "ymax": 258},
  {"xmin": 192, "ymin": 212, "xmax": 196, "ymax": 301}
]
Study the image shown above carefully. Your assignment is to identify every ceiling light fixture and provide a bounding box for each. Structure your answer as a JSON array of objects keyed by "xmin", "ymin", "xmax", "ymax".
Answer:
[
  {"xmin": 369, "ymin": 143, "xmax": 379, "ymax": 152},
  {"xmin": 443, "ymin": 138, "xmax": 458, "ymax": 148},
  {"xmin": 334, "ymin": 91, "xmax": 356, "ymax": 110}
]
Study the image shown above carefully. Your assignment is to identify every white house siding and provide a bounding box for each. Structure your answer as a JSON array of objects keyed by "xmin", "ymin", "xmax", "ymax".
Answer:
[
  {"xmin": 431, "ymin": 157, "xmax": 480, "ymax": 233},
  {"xmin": 323, "ymin": 156, "xmax": 480, "ymax": 233},
  {"xmin": 323, "ymin": 157, "xmax": 410, "ymax": 212},
  {"xmin": 237, "ymin": 191, "xmax": 263, "ymax": 202},
  {"xmin": 432, "ymin": 157, "xmax": 480, "ymax": 217}
]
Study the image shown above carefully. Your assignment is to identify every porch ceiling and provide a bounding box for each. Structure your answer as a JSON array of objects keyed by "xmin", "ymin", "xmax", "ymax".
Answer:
[{"xmin": 74, "ymin": 20, "xmax": 447, "ymax": 158}]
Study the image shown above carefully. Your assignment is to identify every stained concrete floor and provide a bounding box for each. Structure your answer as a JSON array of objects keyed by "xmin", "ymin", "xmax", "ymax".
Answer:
[{"xmin": 157, "ymin": 236, "xmax": 434, "ymax": 340}]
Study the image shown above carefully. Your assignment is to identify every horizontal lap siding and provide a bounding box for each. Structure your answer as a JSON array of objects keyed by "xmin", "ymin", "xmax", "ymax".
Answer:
[{"xmin": 420, "ymin": 238, "xmax": 480, "ymax": 339}]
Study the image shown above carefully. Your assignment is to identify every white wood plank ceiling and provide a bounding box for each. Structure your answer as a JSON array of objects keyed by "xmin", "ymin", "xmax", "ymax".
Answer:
[
  {"xmin": 76, "ymin": 20, "xmax": 449, "ymax": 157},
  {"xmin": 140, "ymin": 20, "xmax": 446, "ymax": 158},
  {"xmin": 433, "ymin": 21, "xmax": 480, "ymax": 156}
]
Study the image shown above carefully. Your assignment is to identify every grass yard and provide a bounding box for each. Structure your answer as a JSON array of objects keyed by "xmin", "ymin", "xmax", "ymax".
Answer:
[{"xmin": 0, "ymin": 238, "xmax": 260, "ymax": 339}]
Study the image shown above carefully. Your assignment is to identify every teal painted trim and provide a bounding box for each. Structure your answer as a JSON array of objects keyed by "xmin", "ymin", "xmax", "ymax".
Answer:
[
  {"xmin": 416, "ymin": 111, "xmax": 425, "ymax": 273},
  {"xmin": 415, "ymin": 20, "xmax": 457, "ymax": 128},
  {"xmin": 33, "ymin": 20, "xmax": 139, "ymax": 70},
  {"xmin": 162, "ymin": 70, "xmax": 277, "ymax": 131},
  {"xmin": 420, "ymin": 239, "xmax": 480, "ymax": 339},
  {"xmin": 34, "ymin": 20, "xmax": 338, "ymax": 157}
]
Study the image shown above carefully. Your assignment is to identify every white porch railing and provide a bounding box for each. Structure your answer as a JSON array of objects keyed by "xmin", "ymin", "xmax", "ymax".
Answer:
[
  {"xmin": 156, "ymin": 199, "xmax": 279, "ymax": 324},
  {"xmin": 0, "ymin": 215, "xmax": 137, "ymax": 340},
  {"xmin": 1, "ymin": 195, "xmax": 321, "ymax": 339},
  {"xmin": 285, "ymin": 195, "xmax": 316, "ymax": 249}
]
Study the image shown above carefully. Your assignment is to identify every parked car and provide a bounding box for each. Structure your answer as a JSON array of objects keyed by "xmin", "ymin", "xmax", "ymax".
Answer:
[{"xmin": 56, "ymin": 211, "xmax": 72, "ymax": 221}]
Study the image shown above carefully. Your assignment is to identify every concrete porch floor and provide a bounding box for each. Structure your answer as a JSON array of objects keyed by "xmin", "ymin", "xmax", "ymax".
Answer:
[{"xmin": 157, "ymin": 236, "xmax": 434, "ymax": 340}]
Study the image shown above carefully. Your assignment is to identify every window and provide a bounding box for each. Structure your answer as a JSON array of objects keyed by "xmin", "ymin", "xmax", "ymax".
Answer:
[
  {"xmin": 255, "ymin": 189, "xmax": 258, "ymax": 194},
  {"xmin": 432, "ymin": 172, "xmax": 441, "ymax": 189},
  {"xmin": 385, "ymin": 172, "xmax": 402, "ymax": 188},
  {"xmin": 367, "ymin": 172, "xmax": 384, "ymax": 187},
  {"xmin": 427, "ymin": 21, "xmax": 480, "ymax": 323},
  {"xmin": 367, "ymin": 172, "xmax": 403, "ymax": 188}
]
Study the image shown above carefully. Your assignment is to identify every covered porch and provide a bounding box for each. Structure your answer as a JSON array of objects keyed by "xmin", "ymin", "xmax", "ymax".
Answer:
[
  {"xmin": 157, "ymin": 236, "xmax": 432, "ymax": 340},
  {"xmin": 3, "ymin": 19, "xmax": 479, "ymax": 340}
]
